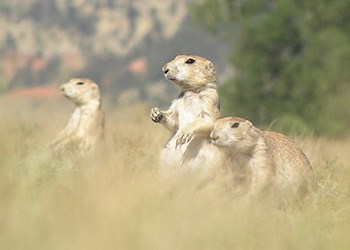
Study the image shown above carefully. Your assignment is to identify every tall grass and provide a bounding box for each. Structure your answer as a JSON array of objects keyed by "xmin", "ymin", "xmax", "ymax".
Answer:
[{"xmin": 0, "ymin": 97, "xmax": 349, "ymax": 250}]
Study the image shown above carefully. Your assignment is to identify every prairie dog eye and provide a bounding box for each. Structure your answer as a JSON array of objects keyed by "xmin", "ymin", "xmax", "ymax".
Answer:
[
  {"xmin": 231, "ymin": 122, "xmax": 240, "ymax": 128},
  {"xmin": 76, "ymin": 81, "xmax": 85, "ymax": 85},
  {"xmin": 185, "ymin": 58, "xmax": 196, "ymax": 64}
]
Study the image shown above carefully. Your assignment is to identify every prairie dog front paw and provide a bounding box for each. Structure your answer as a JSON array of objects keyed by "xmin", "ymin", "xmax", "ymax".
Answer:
[
  {"xmin": 175, "ymin": 125, "xmax": 195, "ymax": 147},
  {"xmin": 176, "ymin": 132, "xmax": 194, "ymax": 148},
  {"xmin": 150, "ymin": 107, "xmax": 164, "ymax": 123}
]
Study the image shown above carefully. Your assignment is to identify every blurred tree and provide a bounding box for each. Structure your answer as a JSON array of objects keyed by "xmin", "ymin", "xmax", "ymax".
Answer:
[{"xmin": 193, "ymin": 0, "xmax": 350, "ymax": 135}]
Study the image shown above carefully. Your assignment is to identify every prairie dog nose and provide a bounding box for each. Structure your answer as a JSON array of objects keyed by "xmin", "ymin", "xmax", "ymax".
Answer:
[
  {"xmin": 162, "ymin": 65, "xmax": 169, "ymax": 74},
  {"xmin": 211, "ymin": 136, "xmax": 219, "ymax": 142},
  {"xmin": 60, "ymin": 85, "xmax": 65, "ymax": 92},
  {"xmin": 210, "ymin": 131, "xmax": 219, "ymax": 142}
]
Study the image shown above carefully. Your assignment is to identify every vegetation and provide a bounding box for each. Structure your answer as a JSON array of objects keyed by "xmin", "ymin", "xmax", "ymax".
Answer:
[
  {"xmin": 1, "ymin": 2, "xmax": 349, "ymax": 249},
  {"xmin": 193, "ymin": 0, "xmax": 350, "ymax": 135},
  {"xmin": 0, "ymin": 97, "xmax": 350, "ymax": 249}
]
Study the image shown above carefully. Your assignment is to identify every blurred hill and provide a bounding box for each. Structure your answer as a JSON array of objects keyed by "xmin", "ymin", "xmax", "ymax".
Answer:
[{"xmin": 0, "ymin": 0, "xmax": 228, "ymax": 103}]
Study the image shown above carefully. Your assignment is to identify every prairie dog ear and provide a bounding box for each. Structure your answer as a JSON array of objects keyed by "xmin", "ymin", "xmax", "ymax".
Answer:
[
  {"xmin": 246, "ymin": 120, "xmax": 260, "ymax": 138},
  {"xmin": 91, "ymin": 84, "xmax": 98, "ymax": 90},
  {"xmin": 244, "ymin": 120, "xmax": 253, "ymax": 127},
  {"xmin": 205, "ymin": 61, "xmax": 215, "ymax": 73}
]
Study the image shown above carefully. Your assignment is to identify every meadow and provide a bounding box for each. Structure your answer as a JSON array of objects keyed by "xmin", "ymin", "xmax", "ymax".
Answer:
[{"xmin": 0, "ymin": 96, "xmax": 349, "ymax": 250}]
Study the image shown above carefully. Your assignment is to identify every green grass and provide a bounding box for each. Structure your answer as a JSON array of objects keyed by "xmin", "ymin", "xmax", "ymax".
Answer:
[{"xmin": 0, "ymin": 97, "xmax": 350, "ymax": 250}]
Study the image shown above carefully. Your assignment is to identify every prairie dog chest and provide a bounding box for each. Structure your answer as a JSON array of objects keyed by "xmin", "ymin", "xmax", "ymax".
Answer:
[
  {"xmin": 66, "ymin": 108, "xmax": 81, "ymax": 134},
  {"xmin": 68, "ymin": 105, "xmax": 98, "ymax": 135},
  {"xmin": 177, "ymin": 92, "xmax": 205, "ymax": 125}
]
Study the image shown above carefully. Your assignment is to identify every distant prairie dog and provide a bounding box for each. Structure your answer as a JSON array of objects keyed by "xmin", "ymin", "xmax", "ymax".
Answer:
[
  {"xmin": 210, "ymin": 117, "xmax": 314, "ymax": 205},
  {"xmin": 150, "ymin": 55, "xmax": 220, "ymax": 173},
  {"xmin": 51, "ymin": 78, "xmax": 105, "ymax": 156}
]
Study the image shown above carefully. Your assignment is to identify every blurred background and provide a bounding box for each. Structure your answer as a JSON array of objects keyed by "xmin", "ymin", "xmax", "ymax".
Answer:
[{"xmin": 1, "ymin": 0, "xmax": 349, "ymax": 136}]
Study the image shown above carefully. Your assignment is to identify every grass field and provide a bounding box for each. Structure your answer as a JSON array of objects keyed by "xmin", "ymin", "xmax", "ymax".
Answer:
[{"xmin": 0, "ymin": 97, "xmax": 349, "ymax": 250}]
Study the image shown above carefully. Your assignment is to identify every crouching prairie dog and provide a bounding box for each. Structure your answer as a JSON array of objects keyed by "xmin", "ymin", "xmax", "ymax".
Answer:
[
  {"xmin": 51, "ymin": 78, "xmax": 105, "ymax": 156},
  {"xmin": 210, "ymin": 117, "xmax": 314, "ymax": 206},
  {"xmin": 150, "ymin": 55, "xmax": 220, "ymax": 174}
]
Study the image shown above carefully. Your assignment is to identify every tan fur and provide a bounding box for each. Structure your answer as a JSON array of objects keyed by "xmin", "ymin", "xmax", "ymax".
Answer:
[
  {"xmin": 51, "ymin": 78, "xmax": 105, "ymax": 156},
  {"xmin": 210, "ymin": 117, "xmax": 314, "ymax": 205},
  {"xmin": 150, "ymin": 55, "xmax": 220, "ymax": 174}
]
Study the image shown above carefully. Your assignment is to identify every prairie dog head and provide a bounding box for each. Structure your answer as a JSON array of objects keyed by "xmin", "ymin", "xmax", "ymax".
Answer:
[
  {"xmin": 210, "ymin": 117, "xmax": 260, "ymax": 152},
  {"xmin": 162, "ymin": 55, "xmax": 216, "ymax": 91},
  {"xmin": 60, "ymin": 78, "xmax": 101, "ymax": 105}
]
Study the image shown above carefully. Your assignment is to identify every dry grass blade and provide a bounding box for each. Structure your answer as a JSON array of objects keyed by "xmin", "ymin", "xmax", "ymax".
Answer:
[{"xmin": 0, "ymin": 97, "xmax": 349, "ymax": 250}]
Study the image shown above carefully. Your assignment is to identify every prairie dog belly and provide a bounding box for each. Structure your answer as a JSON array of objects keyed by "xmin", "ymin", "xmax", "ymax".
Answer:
[
  {"xmin": 159, "ymin": 137, "xmax": 218, "ymax": 177},
  {"xmin": 160, "ymin": 95, "xmax": 215, "ymax": 175}
]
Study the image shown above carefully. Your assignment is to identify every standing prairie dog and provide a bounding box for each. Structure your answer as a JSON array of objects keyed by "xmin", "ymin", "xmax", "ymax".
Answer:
[
  {"xmin": 150, "ymin": 55, "xmax": 220, "ymax": 173},
  {"xmin": 210, "ymin": 117, "xmax": 314, "ymax": 205},
  {"xmin": 51, "ymin": 78, "xmax": 105, "ymax": 156}
]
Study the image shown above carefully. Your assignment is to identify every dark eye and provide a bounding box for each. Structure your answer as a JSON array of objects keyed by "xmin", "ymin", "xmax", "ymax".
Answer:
[
  {"xmin": 185, "ymin": 58, "xmax": 196, "ymax": 64},
  {"xmin": 231, "ymin": 122, "xmax": 240, "ymax": 128},
  {"xmin": 76, "ymin": 82, "xmax": 85, "ymax": 85}
]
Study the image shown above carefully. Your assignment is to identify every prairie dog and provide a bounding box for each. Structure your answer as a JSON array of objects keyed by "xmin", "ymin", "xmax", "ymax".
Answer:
[
  {"xmin": 210, "ymin": 117, "xmax": 314, "ymax": 205},
  {"xmin": 51, "ymin": 78, "xmax": 105, "ymax": 156},
  {"xmin": 150, "ymin": 55, "xmax": 220, "ymax": 173}
]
